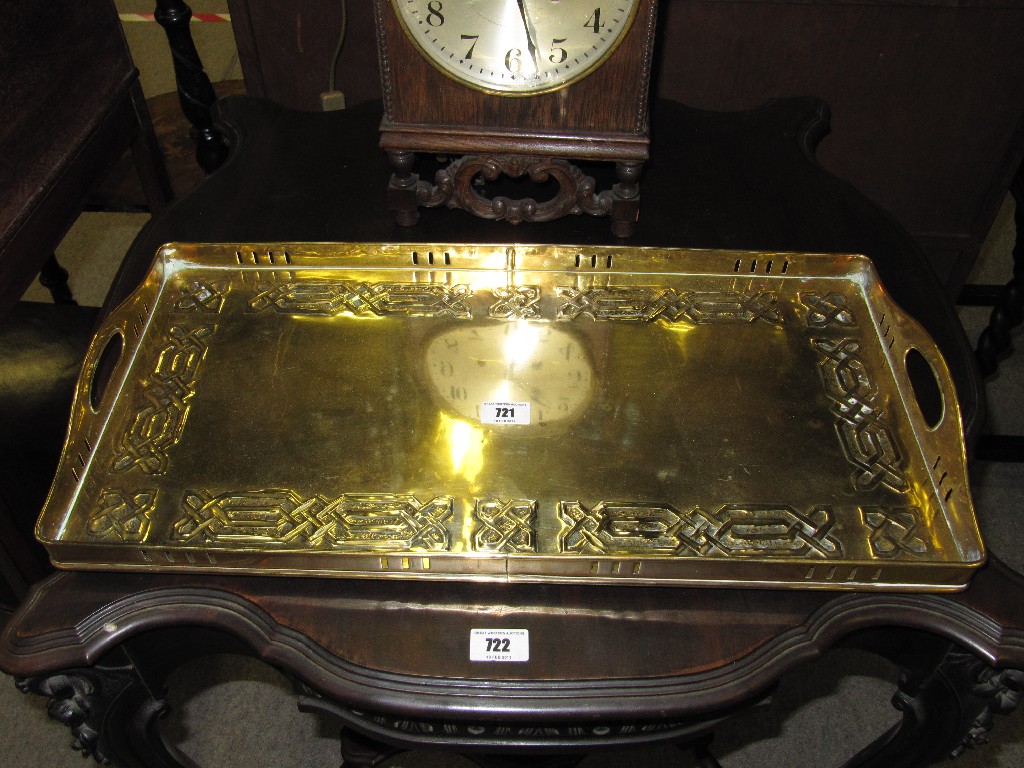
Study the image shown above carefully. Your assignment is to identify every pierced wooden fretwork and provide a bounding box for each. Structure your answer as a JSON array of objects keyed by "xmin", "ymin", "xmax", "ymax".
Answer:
[{"xmin": 388, "ymin": 152, "xmax": 643, "ymax": 237}]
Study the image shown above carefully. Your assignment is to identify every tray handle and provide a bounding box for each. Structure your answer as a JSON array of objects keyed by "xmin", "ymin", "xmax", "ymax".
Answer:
[
  {"xmin": 83, "ymin": 327, "xmax": 126, "ymax": 416},
  {"xmin": 904, "ymin": 346, "xmax": 945, "ymax": 430},
  {"xmin": 36, "ymin": 266, "xmax": 167, "ymax": 545},
  {"xmin": 891, "ymin": 314, "xmax": 960, "ymax": 442},
  {"xmin": 889, "ymin": 307, "xmax": 984, "ymax": 562},
  {"xmin": 44, "ymin": 288, "xmax": 155, "ymax": 512}
]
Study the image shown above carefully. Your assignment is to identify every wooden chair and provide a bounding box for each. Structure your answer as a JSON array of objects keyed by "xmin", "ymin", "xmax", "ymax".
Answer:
[
  {"xmin": 957, "ymin": 160, "xmax": 1024, "ymax": 461},
  {"xmin": 0, "ymin": 0, "xmax": 172, "ymax": 312},
  {"xmin": 0, "ymin": 0, "xmax": 173, "ymax": 611}
]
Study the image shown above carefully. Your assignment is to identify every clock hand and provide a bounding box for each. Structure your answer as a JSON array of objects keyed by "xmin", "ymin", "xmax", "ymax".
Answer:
[
  {"xmin": 516, "ymin": 0, "xmax": 541, "ymax": 73},
  {"xmin": 527, "ymin": 386, "xmax": 549, "ymax": 408}
]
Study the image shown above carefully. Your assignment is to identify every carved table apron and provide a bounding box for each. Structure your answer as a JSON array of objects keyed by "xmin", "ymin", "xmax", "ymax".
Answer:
[{"xmin": 2, "ymin": 563, "xmax": 1023, "ymax": 767}]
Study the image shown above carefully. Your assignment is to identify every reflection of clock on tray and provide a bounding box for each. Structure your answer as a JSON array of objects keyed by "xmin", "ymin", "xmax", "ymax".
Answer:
[
  {"xmin": 37, "ymin": 242, "xmax": 985, "ymax": 591},
  {"xmin": 373, "ymin": 0, "xmax": 659, "ymax": 235},
  {"xmin": 424, "ymin": 324, "xmax": 598, "ymax": 426}
]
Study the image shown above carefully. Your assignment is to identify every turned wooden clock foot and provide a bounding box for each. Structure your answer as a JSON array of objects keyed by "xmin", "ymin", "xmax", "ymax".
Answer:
[
  {"xmin": 386, "ymin": 150, "xmax": 421, "ymax": 227},
  {"xmin": 610, "ymin": 161, "xmax": 643, "ymax": 239}
]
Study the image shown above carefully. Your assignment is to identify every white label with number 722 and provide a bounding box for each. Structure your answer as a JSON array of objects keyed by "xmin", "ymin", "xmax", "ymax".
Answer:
[{"xmin": 470, "ymin": 629, "xmax": 530, "ymax": 661}]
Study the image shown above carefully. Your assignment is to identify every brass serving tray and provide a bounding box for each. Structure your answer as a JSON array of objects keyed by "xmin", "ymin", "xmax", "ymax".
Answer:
[{"xmin": 38, "ymin": 242, "xmax": 985, "ymax": 590}]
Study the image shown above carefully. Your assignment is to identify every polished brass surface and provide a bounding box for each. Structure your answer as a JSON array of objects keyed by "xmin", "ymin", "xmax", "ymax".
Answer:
[{"xmin": 37, "ymin": 243, "xmax": 985, "ymax": 590}]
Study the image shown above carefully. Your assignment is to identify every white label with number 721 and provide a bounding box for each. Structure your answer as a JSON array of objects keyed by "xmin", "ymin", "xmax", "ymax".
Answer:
[
  {"xmin": 469, "ymin": 629, "xmax": 530, "ymax": 661},
  {"xmin": 480, "ymin": 401, "xmax": 530, "ymax": 425}
]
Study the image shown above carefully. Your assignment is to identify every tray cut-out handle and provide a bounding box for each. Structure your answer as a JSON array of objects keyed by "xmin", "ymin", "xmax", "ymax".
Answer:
[
  {"xmin": 905, "ymin": 346, "xmax": 945, "ymax": 430},
  {"xmin": 64, "ymin": 283, "xmax": 160, "ymax": 471},
  {"xmin": 888, "ymin": 305, "xmax": 980, "ymax": 560},
  {"xmin": 88, "ymin": 330, "xmax": 124, "ymax": 412}
]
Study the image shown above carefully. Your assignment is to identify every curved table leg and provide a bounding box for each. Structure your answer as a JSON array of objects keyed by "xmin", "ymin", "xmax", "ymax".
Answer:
[
  {"xmin": 337, "ymin": 727, "xmax": 402, "ymax": 768},
  {"xmin": 844, "ymin": 632, "xmax": 1024, "ymax": 768},
  {"xmin": 690, "ymin": 735, "xmax": 725, "ymax": 768},
  {"xmin": 15, "ymin": 649, "xmax": 197, "ymax": 767}
]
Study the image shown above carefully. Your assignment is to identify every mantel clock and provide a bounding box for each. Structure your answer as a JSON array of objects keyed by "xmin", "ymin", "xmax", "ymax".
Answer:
[{"xmin": 373, "ymin": 0, "xmax": 659, "ymax": 236}]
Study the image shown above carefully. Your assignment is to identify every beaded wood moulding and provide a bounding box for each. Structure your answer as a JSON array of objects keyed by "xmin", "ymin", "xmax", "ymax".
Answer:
[{"xmin": 37, "ymin": 243, "xmax": 985, "ymax": 590}]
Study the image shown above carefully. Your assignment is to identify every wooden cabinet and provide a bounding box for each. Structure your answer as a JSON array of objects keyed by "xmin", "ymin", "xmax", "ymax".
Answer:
[{"xmin": 227, "ymin": 0, "xmax": 1024, "ymax": 293}]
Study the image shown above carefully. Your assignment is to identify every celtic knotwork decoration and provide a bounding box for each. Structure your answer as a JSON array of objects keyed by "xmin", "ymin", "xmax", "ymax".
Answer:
[
  {"xmin": 813, "ymin": 337, "xmax": 908, "ymax": 492},
  {"xmin": 473, "ymin": 499, "xmax": 536, "ymax": 553},
  {"xmin": 173, "ymin": 490, "xmax": 453, "ymax": 551},
  {"xmin": 173, "ymin": 280, "xmax": 227, "ymax": 313},
  {"xmin": 87, "ymin": 489, "xmax": 155, "ymax": 541},
  {"xmin": 680, "ymin": 290, "xmax": 783, "ymax": 325},
  {"xmin": 489, "ymin": 286, "xmax": 541, "ymax": 319},
  {"xmin": 556, "ymin": 287, "xmax": 783, "ymax": 325},
  {"xmin": 558, "ymin": 502, "xmax": 841, "ymax": 558},
  {"xmin": 801, "ymin": 292, "xmax": 857, "ymax": 328},
  {"xmin": 559, "ymin": 501, "xmax": 681, "ymax": 553},
  {"xmin": 416, "ymin": 154, "xmax": 612, "ymax": 224},
  {"xmin": 678, "ymin": 504, "xmax": 841, "ymax": 558},
  {"xmin": 111, "ymin": 325, "xmax": 215, "ymax": 475},
  {"xmin": 249, "ymin": 281, "xmax": 471, "ymax": 318},
  {"xmin": 558, "ymin": 286, "xmax": 677, "ymax": 322},
  {"xmin": 861, "ymin": 507, "xmax": 930, "ymax": 558}
]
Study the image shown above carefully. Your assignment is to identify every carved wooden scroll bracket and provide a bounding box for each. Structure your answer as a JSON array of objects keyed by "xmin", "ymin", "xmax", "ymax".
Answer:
[{"xmin": 387, "ymin": 151, "xmax": 642, "ymax": 237}]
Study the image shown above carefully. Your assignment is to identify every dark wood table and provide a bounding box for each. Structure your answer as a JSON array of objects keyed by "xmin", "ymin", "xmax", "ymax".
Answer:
[{"xmin": 2, "ymin": 97, "xmax": 1021, "ymax": 767}]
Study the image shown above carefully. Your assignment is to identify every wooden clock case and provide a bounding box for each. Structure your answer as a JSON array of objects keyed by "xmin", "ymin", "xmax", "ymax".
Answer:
[{"xmin": 373, "ymin": 0, "xmax": 660, "ymax": 235}]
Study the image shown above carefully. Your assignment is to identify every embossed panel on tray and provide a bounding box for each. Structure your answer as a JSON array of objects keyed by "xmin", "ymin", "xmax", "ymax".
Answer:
[{"xmin": 37, "ymin": 243, "xmax": 985, "ymax": 590}]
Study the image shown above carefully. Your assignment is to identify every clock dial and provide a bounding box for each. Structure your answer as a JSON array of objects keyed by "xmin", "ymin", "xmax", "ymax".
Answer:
[
  {"xmin": 425, "ymin": 322, "xmax": 594, "ymax": 424},
  {"xmin": 391, "ymin": 0, "xmax": 641, "ymax": 95}
]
